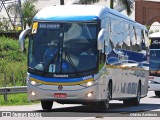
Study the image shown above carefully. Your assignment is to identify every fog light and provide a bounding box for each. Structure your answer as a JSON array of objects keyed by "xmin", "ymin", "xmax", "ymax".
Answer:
[
  {"xmin": 87, "ymin": 92, "xmax": 92, "ymax": 97},
  {"xmin": 31, "ymin": 91, "xmax": 36, "ymax": 96},
  {"xmin": 87, "ymin": 81, "xmax": 93, "ymax": 86}
]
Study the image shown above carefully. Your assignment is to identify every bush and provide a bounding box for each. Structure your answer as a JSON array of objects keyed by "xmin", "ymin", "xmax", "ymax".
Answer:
[{"xmin": 0, "ymin": 36, "xmax": 28, "ymax": 87}]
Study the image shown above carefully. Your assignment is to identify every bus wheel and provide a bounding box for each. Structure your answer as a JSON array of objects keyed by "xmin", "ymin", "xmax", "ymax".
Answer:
[
  {"xmin": 41, "ymin": 101, "xmax": 53, "ymax": 110},
  {"xmin": 123, "ymin": 99, "xmax": 131, "ymax": 106},
  {"xmin": 123, "ymin": 83, "xmax": 141, "ymax": 106},
  {"xmin": 98, "ymin": 84, "xmax": 111, "ymax": 110},
  {"xmin": 131, "ymin": 83, "xmax": 141, "ymax": 106},
  {"xmin": 155, "ymin": 91, "xmax": 160, "ymax": 97}
]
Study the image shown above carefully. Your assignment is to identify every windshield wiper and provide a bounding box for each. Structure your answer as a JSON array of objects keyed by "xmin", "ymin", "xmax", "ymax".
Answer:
[{"xmin": 65, "ymin": 52, "xmax": 79, "ymax": 77}]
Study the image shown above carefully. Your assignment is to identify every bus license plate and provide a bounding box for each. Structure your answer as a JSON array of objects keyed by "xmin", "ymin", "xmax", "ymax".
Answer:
[{"xmin": 54, "ymin": 93, "xmax": 67, "ymax": 98}]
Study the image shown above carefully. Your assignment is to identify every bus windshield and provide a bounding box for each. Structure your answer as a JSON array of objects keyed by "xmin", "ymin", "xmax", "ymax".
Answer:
[
  {"xmin": 149, "ymin": 38, "xmax": 160, "ymax": 76},
  {"xmin": 150, "ymin": 50, "xmax": 160, "ymax": 76},
  {"xmin": 28, "ymin": 22, "xmax": 98, "ymax": 75}
]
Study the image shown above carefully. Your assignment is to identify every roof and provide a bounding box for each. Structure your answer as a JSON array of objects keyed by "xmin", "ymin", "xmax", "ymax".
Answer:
[
  {"xmin": 33, "ymin": 5, "xmax": 108, "ymax": 21},
  {"xmin": 135, "ymin": 22, "xmax": 147, "ymax": 30},
  {"xmin": 149, "ymin": 32, "xmax": 160, "ymax": 38},
  {"xmin": 33, "ymin": 4, "xmax": 146, "ymax": 30},
  {"xmin": 33, "ymin": 5, "xmax": 135, "ymax": 22}
]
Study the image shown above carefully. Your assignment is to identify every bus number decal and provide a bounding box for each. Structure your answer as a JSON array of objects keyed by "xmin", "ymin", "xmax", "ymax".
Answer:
[
  {"xmin": 82, "ymin": 75, "xmax": 93, "ymax": 80},
  {"xmin": 32, "ymin": 22, "xmax": 38, "ymax": 34}
]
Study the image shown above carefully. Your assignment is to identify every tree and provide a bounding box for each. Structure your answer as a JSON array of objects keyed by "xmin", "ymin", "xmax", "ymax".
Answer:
[
  {"xmin": 119, "ymin": 0, "xmax": 133, "ymax": 15},
  {"xmin": 22, "ymin": 0, "xmax": 38, "ymax": 29},
  {"xmin": 79, "ymin": 0, "xmax": 133, "ymax": 15}
]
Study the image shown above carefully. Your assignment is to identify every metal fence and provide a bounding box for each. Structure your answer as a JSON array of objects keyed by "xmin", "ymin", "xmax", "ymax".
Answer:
[
  {"xmin": 0, "ymin": 72, "xmax": 27, "ymax": 87},
  {"xmin": 0, "ymin": 72, "xmax": 27, "ymax": 102},
  {"xmin": 0, "ymin": 17, "xmax": 22, "ymax": 32},
  {"xmin": 0, "ymin": 86, "xmax": 27, "ymax": 102}
]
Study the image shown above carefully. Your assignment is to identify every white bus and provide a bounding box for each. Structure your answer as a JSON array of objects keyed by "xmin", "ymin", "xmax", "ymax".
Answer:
[
  {"xmin": 149, "ymin": 32, "xmax": 160, "ymax": 97},
  {"xmin": 19, "ymin": 5, "xmax": 149, "ymax": 110}
]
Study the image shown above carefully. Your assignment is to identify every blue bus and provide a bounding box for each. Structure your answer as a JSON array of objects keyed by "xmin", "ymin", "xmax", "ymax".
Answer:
[{"xmin": 149, "ymin": 32, "xmax": 160, "ymax": 97}]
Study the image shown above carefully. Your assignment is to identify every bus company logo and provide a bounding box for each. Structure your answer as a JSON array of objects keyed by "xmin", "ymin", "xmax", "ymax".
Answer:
[
  {"xmin": 53, "ymin": 74, "xmax": 68, "ymax": 78},
  {"xmin": 82, "ymin": 75, "xmax": 93, "ymax": 80},
  {"xmin": 152, "ymin": 40, "xmax": 160, "ymax": 45},
  {"xmin": 2, "ymin": 112, "xmax": 11, "ymax": 117},
  {"xmin": 58, "ymin": 85, "xmax": 63, "ymax": 90}
]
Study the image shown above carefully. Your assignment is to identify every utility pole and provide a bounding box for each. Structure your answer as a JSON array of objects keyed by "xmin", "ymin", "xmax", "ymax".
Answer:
[{"xmin": 18, "ymin": 0, "xmax": 23, "ymax": 30}]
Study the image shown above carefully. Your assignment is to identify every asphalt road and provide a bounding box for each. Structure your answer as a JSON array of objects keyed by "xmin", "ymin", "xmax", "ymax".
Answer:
[{"xmin": 0, "ymin": 91, "xmax": 160, "ymax": 120}]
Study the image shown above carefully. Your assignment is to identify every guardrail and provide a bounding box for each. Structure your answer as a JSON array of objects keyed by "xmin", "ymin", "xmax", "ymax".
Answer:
[{"xmin": 0, "ymin": 86, "xmax": 27, "ymax": 101}]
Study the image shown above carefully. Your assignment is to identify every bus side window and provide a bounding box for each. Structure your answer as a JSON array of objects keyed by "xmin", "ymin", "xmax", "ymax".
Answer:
[
  {"xmin": 141, "ymin": 29, "xmax": 146, "ymax": 50},
  {"xmin": 100, "ymin": 40, "xmax": 106, "ymax": 64},
  {"xmin": 131, "ymin": 28, "xmax": 142, "ymax": 52},
  {"xmin": 122, "ymin": 22, "xmax": 130, "ymax": 51}
]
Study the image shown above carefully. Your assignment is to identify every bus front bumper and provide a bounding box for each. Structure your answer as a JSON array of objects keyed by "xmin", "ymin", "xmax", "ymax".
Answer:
[{"xmin": 27, "ymin": 83, "xmax": 107, "ymax": 103}]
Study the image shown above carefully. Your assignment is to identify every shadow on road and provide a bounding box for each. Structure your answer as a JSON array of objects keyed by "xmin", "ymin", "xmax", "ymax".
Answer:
[{"xmin": 35, "ymin": 103, "xmax": 160, "ymax": 113}]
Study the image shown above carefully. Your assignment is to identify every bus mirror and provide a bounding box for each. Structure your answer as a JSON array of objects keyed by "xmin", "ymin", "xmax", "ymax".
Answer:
[
  {"xmin": 19, "ymin": 28, "xmax": 31, "ymax": 51},
  {"xmin": 98, "ymin": 29, "xmax": 105, "ymax": 50}
]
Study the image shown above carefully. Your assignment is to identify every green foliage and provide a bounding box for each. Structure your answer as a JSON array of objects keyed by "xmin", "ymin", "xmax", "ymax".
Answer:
[
  {"xmin": 0, "ymin": 18, "xmax": 10, "ymax": 31},
  {"xmin": 0, "ymin": 94, "xmax": 39, "ymax": 106},
  {"xmin": 0, "ymin": 36, "xmax": 28, "ymax": 87},
  {"xmin": 121, "ymin": 0, "xmax": 133, "ymax": 15},
  {"xmin": 22, "ymin": 0, "xmax": 38, "ymax": 29},
  {"xmin": 146, "ymin": 25, "xmax": 151, "ymax": 30}
]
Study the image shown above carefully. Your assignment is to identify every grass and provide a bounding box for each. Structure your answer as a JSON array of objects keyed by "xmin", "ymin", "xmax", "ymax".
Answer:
[
  {"xmin": 0, "ymin": 93, "xmax": 39, "ymax": 106},
  {"xmin": 0, "ymin": 36, "xmax": 34, "ymax": 106},
  {"xmin": 0, "ymin": 36, "xmax": 28, "ymax": 87}
]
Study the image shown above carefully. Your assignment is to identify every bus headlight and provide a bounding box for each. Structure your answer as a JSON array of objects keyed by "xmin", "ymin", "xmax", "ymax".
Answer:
[
  {"xmin": 30, "ymin": 80, "xmax": 40, "ymax": 86},
  {"xmin": 86, "ymin": 91, "xmax": 94, "ymax": 98},
  {"xmin": 31, "ymin": 81, "xmax": 36, "ymax": 85},
  {"xmin": 87, "ymin": 81, "xmax": 93, "ymax": 86},
  {"xmin": 87, "ymin": 92, "xmax": 92, "ymax": 97},
  {"xmin": 26, "ymin": 73, "xmax": 40, "ymax": 86},
  {"xmin": 81, "ymin": 81, "xmax": 95, "ymax": 87},
  {"xmin": 31, "ymin": 91, "xmax": 36, "ymax": 96}
]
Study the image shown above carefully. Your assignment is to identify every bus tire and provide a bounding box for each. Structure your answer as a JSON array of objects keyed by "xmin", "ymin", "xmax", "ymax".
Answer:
[
  {"xmin": 123, "ymin": 83, "xmax": 141, "ymax": 106},
  {"xmin": 41, "ymin": 101, "xmax": 53, "ymax": 110},
  {"xmin": 123, "ymin": 99, "xmax": 130, "ymax": 106},
  {"xmin": 155, "ymin": 91, "xmax": 160, "ymax": 97},
  {"xmin": 98, "ymin": 82, "xmax": 112, "ymax": 110},
  {"xmin": 131, "ymin": 83, "xmax": 141, "ymax": 106}
]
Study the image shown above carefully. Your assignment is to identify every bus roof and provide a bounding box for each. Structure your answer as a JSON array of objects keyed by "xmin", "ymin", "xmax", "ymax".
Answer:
[
  {"xmin": 33, "ymin": 5, "xmax": 134, "ymax": 22},
  {"xmin": 135, "ymin": 22, "xmax": 147, "ymax": 30},
  {"xmin": 149, "ymin": 32, "xmax": 160, "ymax": 38}
]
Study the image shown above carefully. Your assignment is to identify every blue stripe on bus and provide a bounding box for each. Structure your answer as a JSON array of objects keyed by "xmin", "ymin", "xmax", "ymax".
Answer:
[
  {"xmin": 30, "ymin": 74, "xmax": 93, "ymax": 83},
  {"xmin": 33, "ymin": 16, "xmax": 99, "ymax": 21}
]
